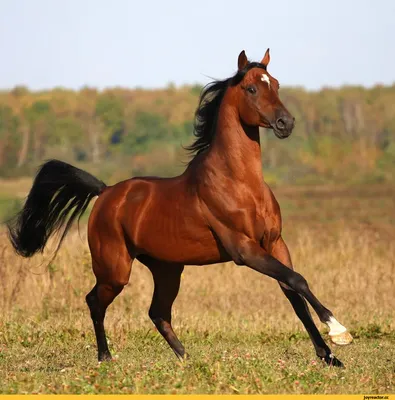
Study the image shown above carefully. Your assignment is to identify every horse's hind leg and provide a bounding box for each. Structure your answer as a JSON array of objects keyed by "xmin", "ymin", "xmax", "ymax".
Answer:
[
  {"xmin": 86, "ymin": 250, "xmax": 132, "ymax": 361},
  {"xmin": 86, "ymin": 281, "xmax": 122, "ymax": 361},
  {"xmin": 140, "ymin": 257, "xmax": 185, "ymax": 361}
]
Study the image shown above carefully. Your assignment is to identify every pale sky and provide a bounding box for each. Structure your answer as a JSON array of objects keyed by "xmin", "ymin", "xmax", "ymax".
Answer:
[{"xmin": 0, "ymin": 0, "xmax": 394, "ymax": 91}]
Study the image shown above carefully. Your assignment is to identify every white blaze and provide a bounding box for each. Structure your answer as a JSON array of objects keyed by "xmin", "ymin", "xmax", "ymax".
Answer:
[
  {"xmin": 327, "ymin": 316, "xmax": 347, "ymax": 336},
  {"xmin": 261, "ymin": 73, "xmax": 271, "ymax": 88}
]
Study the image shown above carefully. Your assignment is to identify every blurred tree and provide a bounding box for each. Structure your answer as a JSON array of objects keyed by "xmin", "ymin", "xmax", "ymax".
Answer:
[
  {"xmin": 25, "ymin": 100, "xmax": 55, "ymax": 162},
  {"xmin": 95, "ymin": 92, "xmax": 125, "ymax": 149},
  {"xmin": 0, "ymin": 105, "xmax": 14, "ymax": 167},
  {"xmin": 0, "ymin": 83, "xmax": 393, "ymax": 184},
  {"xmin": 123, "ymin": 111, "xmax": 170, "ymax": 154}
]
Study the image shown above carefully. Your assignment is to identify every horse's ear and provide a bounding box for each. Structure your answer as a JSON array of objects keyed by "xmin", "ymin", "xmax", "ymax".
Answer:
[
  {"xmin": 261, "ymin": 48, "xmax": 270, "ymax": 67},
  {"xmin": 238, "ymin": 50, "xmax": 248, "ymax": 71}
]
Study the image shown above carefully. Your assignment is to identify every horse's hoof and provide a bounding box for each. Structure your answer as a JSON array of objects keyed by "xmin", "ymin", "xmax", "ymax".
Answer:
[
  {"xmin": 322, "ymin": 353, "xmax": 344, "ymax": 368},
  {"xmin": 98, "ymin": 352, "xmax": 113, "ymax": 362},
  {"xmin": 330, "ymin": 330, "xmax": 353, "ymax": 346},
  {"xmin": 175, "ymin": 351, "xmax": 189, "ymax": 363}
]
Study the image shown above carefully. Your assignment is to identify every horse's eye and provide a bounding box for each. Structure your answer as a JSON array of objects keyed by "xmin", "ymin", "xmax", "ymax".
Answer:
[{"xmin": 246, "ymin": 86, "xmax": 256, "ymax": 94}]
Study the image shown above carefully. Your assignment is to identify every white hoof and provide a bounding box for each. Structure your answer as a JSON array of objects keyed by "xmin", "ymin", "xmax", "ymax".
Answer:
[
  {"xmin": 330, "ymin": 330, "xmax": 353, "ymax": 346},
  {"xmin": 327, "ymin": 316, "xmax": 353, "ymax": 346}
]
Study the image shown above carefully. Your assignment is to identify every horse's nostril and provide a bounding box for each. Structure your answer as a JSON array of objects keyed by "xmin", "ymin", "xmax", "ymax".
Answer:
[{"xmin": 276, "ymin": 118, "xmax": 286, "ymax": 130}]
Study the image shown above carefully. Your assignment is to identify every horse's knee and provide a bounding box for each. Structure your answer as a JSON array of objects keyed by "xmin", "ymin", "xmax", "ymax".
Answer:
[
  {"xmin": 148, "ymin": 303, "xmax": 162, "ymax": 321},
  {"xmin": 85, "ymin": 288, "xmax": 96, "ymax": 309},
  {"xmin": 86, "ymin": 286, "xmax": 102, "ymax": 320},
  {"xmin": 149, "ymin": 308, "xmax": 160, "ymax": 323},
  {"xmin": 86, "ymin": 282, "xmax": 125, "ymax": 315},
  {"xmin": 288, "ymin": 272, "xmax": 309, "ymax": 293},
  {"xmin": 148, "ymin": 298, "xmax": 171, "ymax": 322}
]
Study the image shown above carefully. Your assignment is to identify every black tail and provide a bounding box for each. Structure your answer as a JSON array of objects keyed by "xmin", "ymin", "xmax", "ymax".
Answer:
[{"xmin": 6, "ymin": 160, "xmax": 107, "ymax": 258}]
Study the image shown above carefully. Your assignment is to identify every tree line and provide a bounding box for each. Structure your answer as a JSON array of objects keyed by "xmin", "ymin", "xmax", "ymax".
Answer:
[{"xmin": 0, "ymin": 83, "xmax": 394, "ymax": 184}]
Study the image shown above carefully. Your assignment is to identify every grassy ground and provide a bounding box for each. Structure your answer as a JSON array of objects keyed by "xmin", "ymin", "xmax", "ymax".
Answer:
[
  {"xmin": 0, "ymin": 183, "xmax": 394, "ymax": 394},
  {"xmin": 0, "ymin": 320, "xmax": 393, "ymax": 394}
]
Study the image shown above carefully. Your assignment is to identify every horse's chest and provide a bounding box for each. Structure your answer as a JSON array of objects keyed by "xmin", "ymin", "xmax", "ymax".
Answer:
[
  {"xmin": 252, "ymin": 192, "xmax": 282, "ymax": 248},
  {"xmin": 219, "ymin": 193, "xmax": 281, "ymax": 243},
  {"xmin": 200, "ymin": 179, "xmax": 282, "ymax": 248},
  {"xmin": 259, "ymin": 214, "xmax": 281, "ymax": 252}
]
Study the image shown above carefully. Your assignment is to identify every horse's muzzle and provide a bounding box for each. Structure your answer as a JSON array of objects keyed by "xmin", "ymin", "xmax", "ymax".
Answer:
[{"xmin": 272, "ymin": 115, "xmax": 295, "ymax": 139}]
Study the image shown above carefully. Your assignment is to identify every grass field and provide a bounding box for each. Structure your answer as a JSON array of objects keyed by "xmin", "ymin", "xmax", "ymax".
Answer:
[{"xmin": 0, "ymin": 183, "xmax": 394, "ymax": 394}]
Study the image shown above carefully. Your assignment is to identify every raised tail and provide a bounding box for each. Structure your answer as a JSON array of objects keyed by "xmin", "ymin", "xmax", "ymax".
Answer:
[{"xmin": 6, "ymin": 159, "xmax": 107, "ymax": 257}]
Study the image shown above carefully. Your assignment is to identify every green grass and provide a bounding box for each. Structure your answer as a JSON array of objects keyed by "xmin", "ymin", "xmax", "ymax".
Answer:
[{"xmin": 0, "ymin": 318, "xmax": 394, "ymax": 394}]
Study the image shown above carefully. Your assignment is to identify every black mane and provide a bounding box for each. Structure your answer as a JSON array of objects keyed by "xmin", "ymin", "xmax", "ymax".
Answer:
[{"xmin": 186, "ymin": 62, "xmax": 267, "ymax": 159}]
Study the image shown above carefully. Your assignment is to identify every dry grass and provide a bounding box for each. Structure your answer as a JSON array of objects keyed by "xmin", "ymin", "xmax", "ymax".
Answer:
[
  {"xmin": 0, "ymin": 223, "xmax": 394, "ymax": 332},
  {"xmin": 0, "ymin": 178, "xmax": 32, "ymax": 198},
  {"xmin": 0, "ymin": 184, "xmax": 394, "ymax": 394}
]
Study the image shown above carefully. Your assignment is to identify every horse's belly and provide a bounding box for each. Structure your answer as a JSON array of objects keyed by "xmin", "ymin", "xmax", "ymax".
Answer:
[
  {"xmin": 142, "ymin": 233, "xmax": 228, "ymax": 265},
  {"xmin": 133, "ymin": 216, "xmax": 229, "ymax": 265}
]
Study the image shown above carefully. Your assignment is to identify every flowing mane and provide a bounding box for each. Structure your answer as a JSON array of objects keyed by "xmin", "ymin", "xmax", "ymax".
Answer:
[{"xmin": 186, "ymin": 61, "xmax": 267, "ymax": 159}]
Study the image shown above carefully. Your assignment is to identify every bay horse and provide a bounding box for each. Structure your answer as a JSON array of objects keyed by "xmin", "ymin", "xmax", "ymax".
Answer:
[{"xmin": 7, "ymin": 49, "xmax": 352, "ymax": 367}]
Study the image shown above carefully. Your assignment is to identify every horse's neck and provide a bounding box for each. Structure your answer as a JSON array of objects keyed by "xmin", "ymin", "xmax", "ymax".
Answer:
[{"xmin": 205, "ymin": 102, "xmax": 264, "ymax": 183}]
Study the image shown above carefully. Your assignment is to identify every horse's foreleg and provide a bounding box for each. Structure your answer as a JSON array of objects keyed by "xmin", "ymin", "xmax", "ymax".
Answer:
[
  {"xmin": 271, "ymin": 237, "xmax": 345, "ymax": 367},
  {"xmin": 231, "ymin": 239, "xmax": 353, "ymax": 345},
  {"xmin": 144, "ymin": 259, "xmax": 186, "ymax": 361}
]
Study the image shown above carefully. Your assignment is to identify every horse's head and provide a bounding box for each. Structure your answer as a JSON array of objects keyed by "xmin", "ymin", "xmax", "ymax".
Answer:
[{"xmin": 235, "ymin": 49, "xmax": 294, "ymax": 139}]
